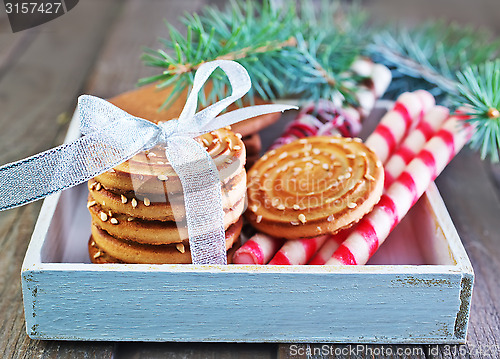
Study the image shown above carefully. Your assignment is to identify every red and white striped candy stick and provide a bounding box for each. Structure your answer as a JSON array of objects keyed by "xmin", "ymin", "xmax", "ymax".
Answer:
[
  {"xmin": 384, "ymin": 105, "xmax": 449, "ymax": 188},
  {"xmin": 308, "ymin": 229, "xmax": 351, "ymax": 265},
  {"xmin": 365, "ymin": 91, "xmax": 434, "ymax": 164},
  {"xmin": 268, "ymin": 235, "xmax": 328, "ymax": 265},
  {"xmin": 232, "ymin": 233, "xmax": 285, "ymax": 265},
  {"xmin": 325, "ymin": 116, "xmax": 472, "ymax": 265}
]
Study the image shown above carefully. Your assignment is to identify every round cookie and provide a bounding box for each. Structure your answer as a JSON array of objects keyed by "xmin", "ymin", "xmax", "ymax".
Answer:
[
  {"xmin": 245, "ymin": 136, "xmax": 384, "ymax": 239},
  {"xmin": 93, "ymin": 128, "xmax": 245, "ymax": 195},
  {"xmin": 88, "ymin": 169, "xmax": 246, "ymax": 221},
  {"xmin": 88, "ymin": 196, "xmax": 245, "ymax": 245},
  {"xmin": 89, "ymin": 218, "xmax": 243, "ymax": 264}
]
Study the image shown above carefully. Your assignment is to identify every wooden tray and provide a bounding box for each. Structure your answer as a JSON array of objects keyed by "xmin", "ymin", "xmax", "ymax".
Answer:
[{"xmin": 20, "ymin": 107, "xmax": 473, "ymax": 343}]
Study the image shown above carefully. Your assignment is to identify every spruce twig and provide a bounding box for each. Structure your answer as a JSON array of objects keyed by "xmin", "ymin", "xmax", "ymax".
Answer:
[{"xmin": 456, "ymin": 60, "xmax": 500, "ymax": 162}]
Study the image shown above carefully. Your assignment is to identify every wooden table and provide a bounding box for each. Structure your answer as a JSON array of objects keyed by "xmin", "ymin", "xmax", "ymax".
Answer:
[{"xmin": 1, "ymin": 1, "xmax": 499, "ymax": 358}]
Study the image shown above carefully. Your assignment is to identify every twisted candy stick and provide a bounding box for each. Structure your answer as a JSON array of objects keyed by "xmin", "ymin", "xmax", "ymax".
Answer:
[
  {"xmin": 384, "ymin": 105, "xmax": 449, "ymax": 188},
  {"xmin": 365, "ymin": 90, "xmax": 435, "ymax": 164},
  {"xmin": 325, "ymin": 116, "xmax": 472, "ymax": 265},
  {"xmin": 308, "ymin": 230, "xmax": 351, "ymax": 265},
  {"xmin": 268, "ymin": 235, "xmax": 328, "ymax": 265},
  {"xmin": 232, "ymin": 233, "xmax": 285, "ymax": 264}
]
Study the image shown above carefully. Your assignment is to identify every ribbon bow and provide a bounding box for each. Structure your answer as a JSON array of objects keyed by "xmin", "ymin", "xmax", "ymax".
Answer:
[{"xmin": 0, "ymin": 60, "xmax": 296, "ymax": 264}]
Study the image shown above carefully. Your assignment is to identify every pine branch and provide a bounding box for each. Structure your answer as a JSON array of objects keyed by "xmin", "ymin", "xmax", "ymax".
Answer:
[
  {"xmin": 139, "ymin": 0, "xmax": 365, "ymax": 108},
  {"xmin": 369, "ymin": 21, "xmax": 500, "ymax": 100},
  {"xmin": 456, "ymin": 60, "xmax": 500, "ymax": 162}
]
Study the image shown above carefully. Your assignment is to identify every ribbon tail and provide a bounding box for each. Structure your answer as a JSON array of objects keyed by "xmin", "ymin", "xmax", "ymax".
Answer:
[
  {"xmin": 165, "ymin": 137, "xmax": 227, "ymax": 265},
  {"xmin": 0, "ymin": 118, "xmax": 159, "ymax": 211},
  {"xmin": 198, "ymin": 104, "xmax": 298, "ymax": 134}
]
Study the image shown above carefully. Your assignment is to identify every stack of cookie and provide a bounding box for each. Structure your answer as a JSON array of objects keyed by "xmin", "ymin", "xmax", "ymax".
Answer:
[{"xmin": 88, "ymin": 128, "xmax": 246, "ymax": 264}]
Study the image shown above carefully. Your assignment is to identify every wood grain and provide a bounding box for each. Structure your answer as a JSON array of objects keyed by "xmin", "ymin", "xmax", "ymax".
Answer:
[
  {"xmin": 0, "ymin": 0, "xmax": 121, "ymax": 357},
  {"xmin": 435, "ymin": 149, "xmax": 500, "ymax": 358}
]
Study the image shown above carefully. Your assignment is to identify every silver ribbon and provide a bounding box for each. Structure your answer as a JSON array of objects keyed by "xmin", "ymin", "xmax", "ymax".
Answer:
[{"xmin": 0, "ymin": 60, "xmax": 296, "ymax": 264}]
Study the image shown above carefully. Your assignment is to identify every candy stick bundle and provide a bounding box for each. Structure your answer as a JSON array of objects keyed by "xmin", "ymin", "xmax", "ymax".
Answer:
[
  {"xmin": 234, "ymin": 89, "xmax": 471, "ymax": 266},
  {"xmin": 326, "ymin": 116, "xmax": 472, "ymax": 265}
]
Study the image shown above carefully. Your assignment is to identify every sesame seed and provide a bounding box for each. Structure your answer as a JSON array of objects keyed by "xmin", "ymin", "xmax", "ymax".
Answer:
[
  {"xmin": 108, "ymin": 210, "xmax": 113, "ymax": 217},
  {"xmin": 87, "ymin": 201, "xmax": 96, "ymax": 208},
  {"xmin": 347, "ymin": 202, "xmax": 357, "ymax": 209},
  {"xmin": 110, "ymin": 218, "xmax": 119, "ymax": 225},
  {"xmin": 100, "ymin": 212, "xmax": 108, "ymax": 221},
  {"xmin": 102, "ymin": 201, "xmax": 106, "ymax": 206},
  {"xmin": 233, "ymin": 145, "xmax": 241, "ymax": 150},
  {"xmin": 250, "ymin": 204, "xmax": 258, "ymax": 212},
  {"xmin": 148, "ymin": 152, "xmax": 157, "ymax": 157},
  {"xmin": 312, "ymin": 159, "xmax": 320, "ymax": 165},
  {"xmin": 354, "ymin": 137, "xmax": 362, "ymax": 143},
  {"xmin": 376, "ymin": 161, "xmax": 382, "ymax": 167},
  {"xmin": 261, "ymin": 155, "xmax": 268, "ymax": 161},
  {"xmin": 121, "ymin": 195, "xmax": 128, "ymax": 204},
  {"xmin": 304, "ymin": 144, "xmax": 312, "ymax": 151},
  {"xmin": 364, "ymin": 173, "xmax": 375, "ymax": 181},
  {"xmin": 327, "ymin": 214, "xmax": 335, "ymax": 222},
  {"xmin": 278, "ymin": 152, "xmax": 288, "ymax": 160},
  {"xmin": 108, "ymin": 168, "xmax": 115, "ymax": 173},
  {"xmin": 298, "ymin": 213, "xmax": 307, "ymax": 224},
  {"xmin": 312, "ymin": 148, "xmax": 320, "ymax": 155},
  {"xmin": 277, "ymin": 204, "xmax": 285, "ymax": 210},
  {"xmin": 225, "ymin": 158, "xmax": 233, "ymax": 164},
  {"xmin": 346, "ymin": 154, "xmax": 356, "ymax": 159},
  {"xmin": 131, "ymin": 198, "xmax": 138, "ymax": 208},
  {"xmin": 235, "ymin": 133, "xmax": 242, "ymax": 139},
  {"xmin": 293, "ymin": 204, "xmax": 300, "ymax": 210},
  {"xmin": 299, "ymin": 138, "xmax": 308, "ymax": 144},
  {"xmin": 144, "ymin": 197, "xmax": 151, "ymax": 206},
  {"xmin": 272, "ymin": 198, "xmax": 280, "ymax": 207},
  {"xmin": 344, "ymin": 172, "xmax": 351, "ymax": 179},
  {"xmin": 202, "ymin": 138, "xmax": 210, "ymax": 147},
  {"xmin": 225, "ymin": 125, "xmax": 232, "ymax": 130},
  {"xmin": 95, "ymin": 183, "xmax": 101, "ymax": 191},
  {"xmin": 290, "ymin": 221, "xmax": 300, "ymax": 226},
  {"xmin": 157, "ymin": 174, "xmax": 169, "ymax": 181},
  {"xmin": 176, "ymin": 243, "xmax": 185, "ymax": 253},
  {"xmin": 127, "ymin": 217, "xmax": 134, "ymax": 222},
  {"xmin": 322, "ymin": 163, "xmax": 329, "ymax": 170},
  {"xmin": 93, "ymin": 251, "xmax": 102, "ymax": 259},
  {"xmin": 292, "ymin": 153, "xmax": 299, "ymax": 158},
  {"xmin": 256, "ymin": 215, "xmax": 262, "ymax": 223}
]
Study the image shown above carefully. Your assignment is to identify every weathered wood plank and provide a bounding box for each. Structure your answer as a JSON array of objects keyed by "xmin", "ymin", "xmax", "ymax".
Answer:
[
  {"xmin": 435, "ymin": 149, "xmax": 500, "ymax": 358},
  {"xmin": 0, "ymin": 0, "xmax": 122, "ymax": 358},
  {"xmin": 115, "ymin": 342, "xmax": 276, "ymax": 359}
]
